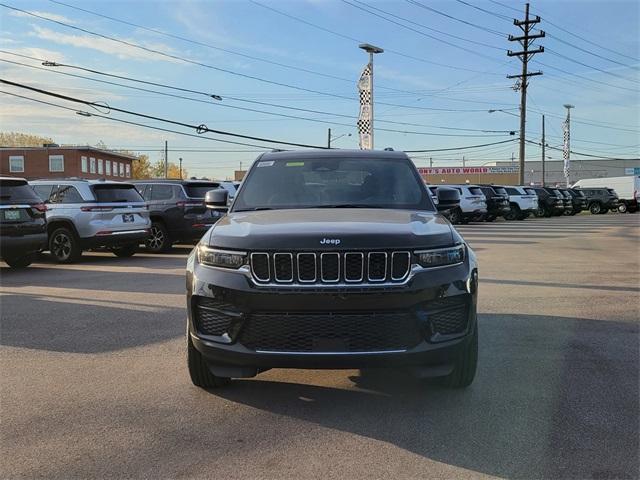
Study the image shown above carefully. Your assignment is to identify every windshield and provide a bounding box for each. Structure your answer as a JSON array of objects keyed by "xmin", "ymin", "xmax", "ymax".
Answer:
[
  {"xmin": 91, "ymin": 184, "xmax": 144, "ymax": 203},
  {"xmin": 232, "ymin": 156, "xmax": 433, "ymax": 211},
  {"xmin": 184, "ymin": 183, "xmax": 221, "ymax": 198}
]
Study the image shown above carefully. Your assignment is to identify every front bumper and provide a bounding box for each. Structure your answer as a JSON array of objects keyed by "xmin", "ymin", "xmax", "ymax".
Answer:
[{"xmin": 186, "ymin": 250, "xmax": 478, "ymax": 376}]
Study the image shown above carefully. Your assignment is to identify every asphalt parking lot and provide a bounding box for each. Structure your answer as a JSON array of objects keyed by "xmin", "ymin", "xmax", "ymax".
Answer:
[{"xmin": 1, "ymin": 214, "xmax": 638, "ymax": 479}]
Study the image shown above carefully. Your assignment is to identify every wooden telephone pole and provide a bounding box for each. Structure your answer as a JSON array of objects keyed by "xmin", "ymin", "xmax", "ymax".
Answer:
[{"xmin": 507, "ymin": 3, "xmax": 545, "ymax": 185}]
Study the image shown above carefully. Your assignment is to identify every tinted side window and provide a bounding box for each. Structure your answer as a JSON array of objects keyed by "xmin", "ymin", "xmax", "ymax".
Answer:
[
  {"xmin": 468, "ymin": 187, "xmax": 483, "ymax": 196},
  {"xmin": 55, "ymin": 185, "xmax": 84, "ymax": 204},
  {"xmin": 150, "ymin": 184, "xmax": 174, "ymax": 201},
  {"xmin": 136, "ymin": 184, "xmax": 152, "ymax": 201},
  {"xmin": 32, "ymin": 184, "xmax": 55, "ymax": 202},
  {"xmin": 505, "ymin": 187, "xmax": 519, "ymax": 195}
]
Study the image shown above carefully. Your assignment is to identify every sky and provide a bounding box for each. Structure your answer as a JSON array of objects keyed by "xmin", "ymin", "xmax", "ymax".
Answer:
[{"xmin": 0, "ymin": 0, "xmax": 638, "ymax": 179}]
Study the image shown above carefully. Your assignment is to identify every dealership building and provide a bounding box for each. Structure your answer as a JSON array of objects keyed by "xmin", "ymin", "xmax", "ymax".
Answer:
[{"xmin": 0, "ymin": 145, "xmax": 137, "ymax": 180}]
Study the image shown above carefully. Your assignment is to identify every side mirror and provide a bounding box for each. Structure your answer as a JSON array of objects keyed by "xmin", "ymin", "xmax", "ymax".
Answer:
[
  {"xmin": 205, "ymin": 189, "xmax": 228, "ymax": 209},
  {"xmin": 436, "ymin": 187, "xmax": 460, "ymax": 212}
]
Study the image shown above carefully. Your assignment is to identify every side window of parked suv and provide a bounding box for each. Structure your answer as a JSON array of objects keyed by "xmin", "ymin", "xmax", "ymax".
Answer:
[
  {"xmin": 55, "ymin": 185, "xmax": 84, "ymax": 203},
  {"xmin": 33, "ymin": 184, "xmax": 55, "ymax": 202},
  {"xmin": 505, "ymin": 187, "xmax": 520, "ymax": 195},
  {"xmin": 150, "ymin": 184, "xmax": 174, "ymax": 201}
]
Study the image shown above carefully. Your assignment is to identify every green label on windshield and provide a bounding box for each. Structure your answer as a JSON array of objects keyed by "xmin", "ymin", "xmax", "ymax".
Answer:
[{"xmin": 286, "ymin": 162, "xmax": 304, "ymax": 167}]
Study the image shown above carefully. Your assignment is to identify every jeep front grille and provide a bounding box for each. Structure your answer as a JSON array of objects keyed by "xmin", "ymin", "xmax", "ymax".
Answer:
[{"xmin": 249, "ymin": 251, "xmax": 412, "ymax": 285}]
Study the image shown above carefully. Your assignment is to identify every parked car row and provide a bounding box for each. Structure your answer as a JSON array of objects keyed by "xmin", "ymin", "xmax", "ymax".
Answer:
[
  {"xmin": 0, "ymin": 173, "xmax": 632, "ymax": 269},
  {"xmin": 0, "ymin": 176, "xmax": 233, "ymax": 268},
  {"xmin": 426, "ymin": 183, "xmax": 627, "ymax": 224}
]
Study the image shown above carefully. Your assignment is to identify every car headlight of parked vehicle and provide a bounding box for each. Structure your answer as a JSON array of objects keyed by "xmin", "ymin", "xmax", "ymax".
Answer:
[
  {"xmin": 197, "ymin": 246, "xmax": 247, "ymax": 269},
  {"xmin": 415, "ymin": 244, "xmax": 465, "ymax": 268}
]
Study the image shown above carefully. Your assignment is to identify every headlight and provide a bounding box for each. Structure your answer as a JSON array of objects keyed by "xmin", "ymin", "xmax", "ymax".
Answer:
[
  {"xmin": 415, "ymin": 244, "xmax": 465, "ymax": 268},
  {"xmin": 197, "ymin": 246, "xmax": 247, "ymax": 269}
]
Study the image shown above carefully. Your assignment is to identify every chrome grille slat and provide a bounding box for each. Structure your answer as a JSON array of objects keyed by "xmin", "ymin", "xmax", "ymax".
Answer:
[
  {"xmin": 250, "ymin": 250, "xmax": 411, "ymax": 285},
  {"xmin": 273, "ymin": 253, "xmax": 294, "ymax": 283}
]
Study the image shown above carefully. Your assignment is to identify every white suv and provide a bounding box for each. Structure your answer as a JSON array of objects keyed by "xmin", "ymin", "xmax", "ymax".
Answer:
[
  {"xmin": 31, "ymin": 179, "xmax": 150, "ymax": 262},
  {"xmin": 500, "ymin": 186, "xmax": 539, "ymax": 220},
  {"xmin": 439, "ymin": 185, "xmax": 487, "ymax": 224}
]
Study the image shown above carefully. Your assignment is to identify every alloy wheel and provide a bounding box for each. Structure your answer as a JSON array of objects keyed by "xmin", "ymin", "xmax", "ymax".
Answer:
[
  {"xmin": 51, "ymin": 233, "xmax": 72, "ymax": 261},
  {"xmin": 147, "ymin": 225, "xmax": 165, "ymax": 250}
]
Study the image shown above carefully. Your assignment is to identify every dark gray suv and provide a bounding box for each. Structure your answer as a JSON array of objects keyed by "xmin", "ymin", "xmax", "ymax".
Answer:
[
  {"xmin": 133, "ymin": 180, "xmax": 225, "ymax": 252},
  {"xmin": 186, "ymin": 150, "xmax": 479, "ymax": 390}
]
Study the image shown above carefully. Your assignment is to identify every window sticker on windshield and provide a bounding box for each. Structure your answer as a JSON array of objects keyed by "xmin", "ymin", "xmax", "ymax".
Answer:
[
  {"xmin": 286, "ymin": 162, "xmax": 304, "ymax": 167},
  {"xmin": 257, "ymin": 161, "xmax": 274, "ymax": 167}
]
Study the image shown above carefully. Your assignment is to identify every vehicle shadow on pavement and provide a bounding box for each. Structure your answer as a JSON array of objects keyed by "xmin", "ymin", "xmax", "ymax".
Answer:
[
  {"xmin": 210, "ymin": 313, "xmax": 639, "ymax": 479},
  {"xmin": 0, "ymin": 295, "xmax": 184, "ymax": 353}
]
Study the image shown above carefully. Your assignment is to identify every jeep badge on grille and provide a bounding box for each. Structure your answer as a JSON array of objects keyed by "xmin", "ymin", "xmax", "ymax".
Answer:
[{"xmin": 320, "ymin": 238, "xmax": 341, "ymax": 245}]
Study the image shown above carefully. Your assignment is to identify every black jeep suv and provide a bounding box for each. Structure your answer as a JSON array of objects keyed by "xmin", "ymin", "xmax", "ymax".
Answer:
[
  {"xmin": 531, "ymin": 187, "xmax": 565, "ymax": 217},
  {"xmin": 478, "ymin": 185, "xmax": 510, "ymax": 222},
  {"xmin": 186, "ymin": 150, "xmax": 479, "ymax": 389},
  {"xmin": 134, "ymin": 180, "xmax": 225, "ymax": 252},
  {"xmin": 0, "ymin": 177, "xmax": 47, "ymax": 268},
  {"xmin": 578, "ymin": 187, "xmax": 620, "ymax": 214}
]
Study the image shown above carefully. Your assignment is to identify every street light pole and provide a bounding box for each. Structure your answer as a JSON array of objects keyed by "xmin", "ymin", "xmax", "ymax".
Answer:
[
  {"xmin": 541, "ymin": 115, "xmax": 545, "ymax": 186},
  {"xmin": 563, "ymin": 104, "xmax": 574, "ymax": 187},
  {"xmin": 358, "ymin": 43, "xmax": 383, "ymax": 150},
  {"xmin": 327, "ymin": 128, "xmax": 331, "ymax": 149},
  {"xmin": 179, "ymin": 157, "xmax": 183, "ymax": 180}
]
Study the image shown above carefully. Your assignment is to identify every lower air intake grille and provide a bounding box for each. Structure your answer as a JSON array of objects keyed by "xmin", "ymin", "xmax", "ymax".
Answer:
[
  {"xmin": 194, "ymin": 297, "xmax": 234, "ymax": 336},
  {"xmin": 239, "ymin": 312, "xmax": 421, "ymax": 353},
  {"xmin": 430, "ymin": 305, "xmax": 468, "ymax": 336}
]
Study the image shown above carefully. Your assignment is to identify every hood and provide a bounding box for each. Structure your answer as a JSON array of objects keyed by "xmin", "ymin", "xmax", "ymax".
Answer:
[{"xmin": 208, "ymin": 208, "xmax": 454, "ymax": 250}]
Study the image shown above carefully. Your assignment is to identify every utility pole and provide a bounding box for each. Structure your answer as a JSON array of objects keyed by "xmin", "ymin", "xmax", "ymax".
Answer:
[
  {"xmin": 541, "ymin": 114, "xmax": 545, "ymax": 186},
  {"xmin": 507, "ymin": 3, "xmax": 545, "ymax": 185},
  {"xmin": 327, "ymin": 128, "xmax": 331, "ymax": 148},
  {"xmin": 164, "ymin": 140, "xmax": 168, "ymax": 179},
  {"xmin": 179, "ymin": 157, "xmax": 183, "ymax": 180},
  {"xmin": 429, "ymin": 157, "xmax": 433, "ymax": 168},
  {"xmin": 563, "ymin": 104, "xmax": 574, "ymax": 187},
  {"xmin": 462, "ymin": 155, "xmax": 466, "ymax": 167}
]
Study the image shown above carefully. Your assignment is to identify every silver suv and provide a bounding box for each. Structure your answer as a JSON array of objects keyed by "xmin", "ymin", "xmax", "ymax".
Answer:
[{"xmin": 31, "ymin": 179, "xmax": 150, "ymax": 262}]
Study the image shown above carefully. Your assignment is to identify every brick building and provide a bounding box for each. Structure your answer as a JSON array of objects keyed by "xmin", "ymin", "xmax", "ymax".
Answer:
[{"xmin": 0, "ymin": 145, "xmax": 137, "ymax": 180}]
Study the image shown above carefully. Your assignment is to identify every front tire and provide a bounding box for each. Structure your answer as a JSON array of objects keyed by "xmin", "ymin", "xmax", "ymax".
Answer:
[
  {"xmin": 589, "ymin": 202, "xmax": 602, "ymax": 214},
  {"xmin": 442, "ymin": 325, "xmax": 478, "ymax": 388},
  {"xmin": 618, "ymin": 203, "xmax": 628, "ymax": 213},
  {"xmin": 187, "ymin": 335, "xmax": 231, "ymax": 388},
  {"xmin": 111, "ymin": 244, "xmax": 138, "ymax": 258},
  {"xmin": 448, "ymin": 208, "xmax": 462, "ymax": 225},
  {"xmin": 49, "ymin": 227, "xmax": 82, "ymax": 263},
  {"xmin": 3, "ymin": 253, "xmax": 35, "ymax": 268}
]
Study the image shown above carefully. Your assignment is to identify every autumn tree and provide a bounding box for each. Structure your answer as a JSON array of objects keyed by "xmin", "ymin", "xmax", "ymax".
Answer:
[
  {"xmin": 0, "ymin": 132, "xmax": 54, "ymax": 147},
  {"xmin": 152, "ymin": 160, "xmax": 187, "ymax": 179}
]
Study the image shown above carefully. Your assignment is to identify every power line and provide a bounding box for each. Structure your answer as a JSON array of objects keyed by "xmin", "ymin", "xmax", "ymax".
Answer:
[
  {"xmin": 525, "ymin": 139, "xmax": 638, "ymax": 161},
  {"xmin": 249, "ymin": 0, "xmax": 506, "ymax": 76},
  {"xmin": 456, "ymin": 0, "xmax": 638, "ymax": 70},
  {"xmin": 534, "ymin": 60, "xmax": 638, "ymax": 93},
  {"xmin": 404, "ymin": 138, "xmax": 517, "ymax": 153},
  {"xmin": 0, "ymin": 78, "xmax": 330, "ymax": 149},
  {"xmin": 46, "ymin": 0, "xmax": 433, "ymax": 96},
  {"xmin": 0, "ymin": 90, "xmax": 280, "ymax": 150},
  {"xmin": 546, "ymin": 48, "xmax": 639, "ymax": 83},
  {"xmin": 0, "ymin": 53, "xmax": 516, "ymax": 135},
  {"xmin": 487, "ymin": 0, "xmax": 640, "ymax": 62},
  {"xmin": 406, "ymin": 0, "xmax": 508, "ymax": 37},
  {"xmin": 343, "ymin": 0, "xmax": 504, "ymax": 52}
]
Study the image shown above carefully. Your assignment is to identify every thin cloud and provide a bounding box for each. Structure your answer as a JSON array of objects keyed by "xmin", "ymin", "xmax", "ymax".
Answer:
[
  {"xmin": 30, "ymin": 25, "xmax": 185, "ymax": 64},
  {"xmin": 9, "ymin": 9, "xmax": 76, "ymax": 24}
]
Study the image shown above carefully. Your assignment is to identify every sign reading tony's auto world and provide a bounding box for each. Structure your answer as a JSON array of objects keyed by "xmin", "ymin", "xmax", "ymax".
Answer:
[{"xmin": 417, "ymin": 166, "xmax": 519, "ymax": 175}]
